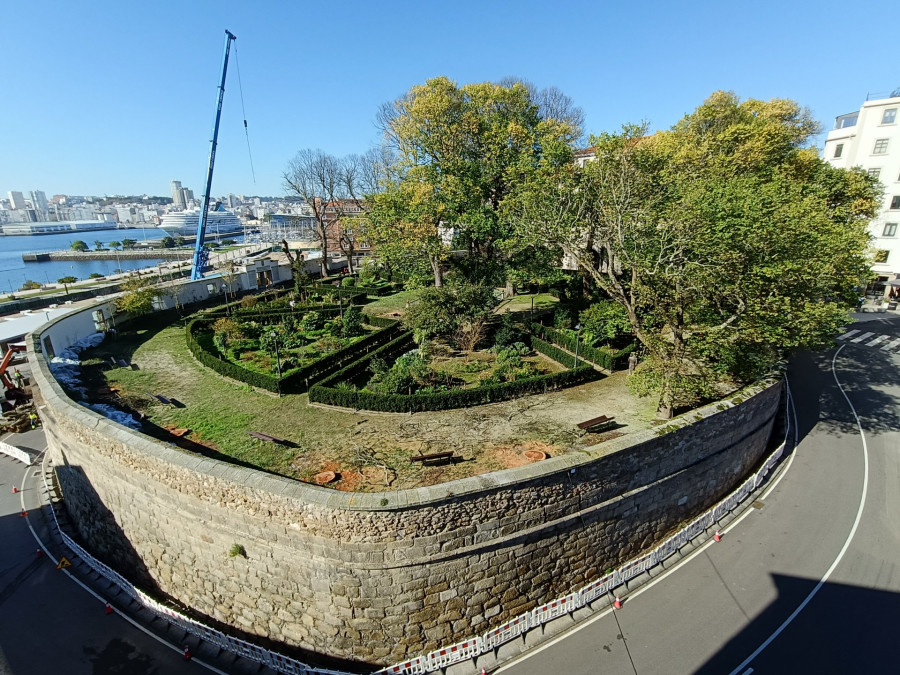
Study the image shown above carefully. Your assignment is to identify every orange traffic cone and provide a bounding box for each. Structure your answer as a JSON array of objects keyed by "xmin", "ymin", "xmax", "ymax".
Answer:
[
  {"xmin": 183, "ymin": 645, "xmax": 192, "ymax": 661},
  {"xmin": 36, "ymin": 549, "xmax": 43, "ymax": 558},
  {"xmin": 105, "ymin": 603, "xmax": 113, "ymax": 615},
  {"xmin": 12, "ymin": 486, "xmax": 18, "ymax": 493},
  {"xmin": 614, "ymin": 596, "xmax": 622, "ymax": 609},
  {"xmin": 481, "ymin": 668, "xmax": 488, "ymax": 675},
  {"xmin": 714, "ymin": 530, "xmax": 722, "ymax": 542},
  {"xmin": 19, "ymin": 510, "xmax": 27, "ymax": 517}
]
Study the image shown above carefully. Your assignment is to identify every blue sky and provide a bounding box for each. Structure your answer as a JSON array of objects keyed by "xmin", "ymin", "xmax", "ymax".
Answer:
[{"xmin": 2, "ymin": 0, "xmax": 895, "ymax": 199}]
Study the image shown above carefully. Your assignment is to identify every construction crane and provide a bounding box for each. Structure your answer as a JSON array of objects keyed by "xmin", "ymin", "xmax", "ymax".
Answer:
[{"xmin": 191, "ymin": 29, "xmax": 237, "ymax": 281}]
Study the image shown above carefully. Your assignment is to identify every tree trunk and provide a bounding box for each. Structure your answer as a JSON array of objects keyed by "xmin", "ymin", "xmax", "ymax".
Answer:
[
  {"xmin": 504, "ymin": 279, "xmax": 517, "ymax": 298},
  {"xmin": 430, "ymin": 255, "xmax": 443, "ymax": 288}
]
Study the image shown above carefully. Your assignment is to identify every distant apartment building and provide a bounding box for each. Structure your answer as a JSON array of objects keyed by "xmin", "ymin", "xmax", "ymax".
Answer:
[
  {"xmin": 30, "ymin": 190, "xmax": 48, "ymax": 213},
  {"xmin": 823, "ymin": 91, "xmax": 900, "ymax": 295},
  {"xmin": 171, "ymin": 180, "xmax": 185, "ymax": 210},
  {"xmin": 7, "ymin": 191, "xmax": 26, "ymax": 210}
]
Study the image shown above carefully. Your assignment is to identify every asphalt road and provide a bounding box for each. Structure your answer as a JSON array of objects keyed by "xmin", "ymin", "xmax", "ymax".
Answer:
[{"xmin": 499, "ymin": 318, "xmax": 900, "ymax": 674}]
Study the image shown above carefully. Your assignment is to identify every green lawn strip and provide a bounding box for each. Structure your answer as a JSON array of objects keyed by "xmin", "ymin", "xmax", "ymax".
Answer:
[
  {"xmin": 361, "ymin": 289, "xmax": 421, "ymax": 316},
  {"xmin": 101, "ymin": 325, "xmax": 356, "ymax": 475}
]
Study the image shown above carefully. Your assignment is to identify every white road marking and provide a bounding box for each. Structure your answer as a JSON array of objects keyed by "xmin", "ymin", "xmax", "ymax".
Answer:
[
  {"xmin": 727, "ymin": 345, "xmax": 870, "ymax": 674},
  {"xmin": 881, "ymin": 338, "xmax": 900, "ymax": 351},
  {"xmin": 850, "ymin": 331, "xmax": 875, "ymax": 343},
  {"xmin": 740, "ymin": 669, "xmax": 754, "ymax": 675},
  {"xmin": 866, "ymin": 335, "xmax": 889, "ymax": 347},
  {"xmin": 836, "ymin": 330, "xmax": 859, "ymax": 340}
]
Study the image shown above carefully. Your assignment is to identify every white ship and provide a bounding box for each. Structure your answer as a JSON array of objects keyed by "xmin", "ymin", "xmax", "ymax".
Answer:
[{"xmin": 157, "ymin": 209, "xmax": 243, "ymax": 239}]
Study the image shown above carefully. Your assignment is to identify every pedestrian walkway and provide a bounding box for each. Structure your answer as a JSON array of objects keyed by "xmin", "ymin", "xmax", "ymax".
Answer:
[{"xmin": 836, "ymin": 329, "xmax": 900, "ymax": 352}]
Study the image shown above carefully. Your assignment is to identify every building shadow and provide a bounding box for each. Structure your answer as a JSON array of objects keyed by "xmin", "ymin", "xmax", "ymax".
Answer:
[{"xmin": 694, "ymin": 573, "xmax": 900, "ymax": 674}]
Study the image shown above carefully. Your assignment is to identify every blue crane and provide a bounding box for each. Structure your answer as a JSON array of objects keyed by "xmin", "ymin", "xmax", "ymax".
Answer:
[{"xmin": 191, "ymin": 29, "xmax": 237, "ymax": 281}]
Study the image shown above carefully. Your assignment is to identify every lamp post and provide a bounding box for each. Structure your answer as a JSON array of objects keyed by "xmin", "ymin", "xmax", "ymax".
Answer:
[
  {"xmin": 271, "ymin": 330, "xmax": 282, "ymax": 396},
  {"xmin": 574, "ymin": 323, "xmax": 581, "ymax": 369},
  {"xmin": 222, "ymin": 283, "xmax": 230, "ymax": 315}
]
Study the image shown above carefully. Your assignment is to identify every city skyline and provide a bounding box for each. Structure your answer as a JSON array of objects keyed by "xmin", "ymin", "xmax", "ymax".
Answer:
[{"xmin": 3, "ymin": 0, "xmax": 898, "ymax": 198}]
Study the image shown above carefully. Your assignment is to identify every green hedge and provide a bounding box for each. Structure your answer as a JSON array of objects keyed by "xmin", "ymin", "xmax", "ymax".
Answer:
[
  {"xmin": 309, "ymin": 333, "xmax": 600, "ymax": 412},
  {"xmin": 186, "ymin": 317, "xmax": 404, "ymax": 394},
  {"xmin": 529, "ymin": 322, "xmax": 635, "ymax": 370},
  {"xmin": 186, "ymin": 320, "xmax": 280, "ymax": 393},
  {"xmin": 362, "ymin": 313, "xmax": 403, "ymax": 328}
]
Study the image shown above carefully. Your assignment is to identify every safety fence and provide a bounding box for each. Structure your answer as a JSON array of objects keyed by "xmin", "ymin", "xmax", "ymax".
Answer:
[
  {"xmin": 374, "ymin": 379, "xmax": 791, "ymax": 675},
  {"xmin": 38, "ymin": 457, "xmax": 357, "ymax": 675},
  {"xmin": 0, "ymin": 440, "xmax": 31, "ymax": 465}
]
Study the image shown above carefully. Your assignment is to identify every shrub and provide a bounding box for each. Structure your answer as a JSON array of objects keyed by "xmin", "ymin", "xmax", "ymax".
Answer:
[
  {"xmin": 580, "ymin": 301, "xmax": 632, "ymax": 344},
  {"xmin": 342, "ymin": 305, "xmax": 364, "ymax": 337},
  {"xmin": 493, "ymin": 313, "xmax": 523, "ymax": 348},
  {"xmin": 341, "ymin": 276, "xmax": 356, "ymax": 288},
  {"xmin": 554, "ymin": 307, "xmax": 574, "ymax": 330}
]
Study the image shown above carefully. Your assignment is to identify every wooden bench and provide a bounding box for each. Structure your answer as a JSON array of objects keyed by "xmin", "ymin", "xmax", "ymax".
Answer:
[
  {"xmin": 248, "ymin": 431, "xmax": 289, "ymax": 445},
  {"xmin": 577, "ymin": 415, "xmax": 615, "ymax": 431},
  {"xmin": 410, "ymin": 451, "xmax": 455, "ymax": 464}
]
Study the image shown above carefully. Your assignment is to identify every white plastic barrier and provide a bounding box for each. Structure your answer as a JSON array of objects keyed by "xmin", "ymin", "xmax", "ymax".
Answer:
[
  {"xmin": 530, "ymin": 592, "xmax": 582, "ymax": 626},
  {"xmin": 374, "ymin": 656, "xmax": 427, "ymax": 674},
  {"xmin": 424, "ymin": 637, "xmax": 483, "ymax": 671},
  {"xmin": 481, "ymin": 612, "xmax": 530, "ymax": 650},
  {"xmin": 0, "ymin": 441, "xmax": 32, "ymax": 465}
]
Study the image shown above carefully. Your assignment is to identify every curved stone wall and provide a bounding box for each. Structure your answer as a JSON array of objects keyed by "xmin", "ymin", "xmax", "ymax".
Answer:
[{"xmin": 29, "ymin": 308, "xmax": 781, "ymax": 666}]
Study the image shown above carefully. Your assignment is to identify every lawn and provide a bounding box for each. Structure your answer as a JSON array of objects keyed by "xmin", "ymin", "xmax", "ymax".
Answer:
[{"xmin": 78, "ymin": 318, "xmax": 657, "ymax": 492}]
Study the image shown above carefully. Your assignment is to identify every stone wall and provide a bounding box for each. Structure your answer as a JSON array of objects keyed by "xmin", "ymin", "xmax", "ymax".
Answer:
[{"xmin": 29, "ymin": 309, "xmax": 781, "ymax": 667}]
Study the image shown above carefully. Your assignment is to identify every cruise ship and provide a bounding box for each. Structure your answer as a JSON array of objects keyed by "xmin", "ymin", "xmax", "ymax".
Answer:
[{"xmin": 157, "ymin": 209, "xmax": 243, "ymax": 239}]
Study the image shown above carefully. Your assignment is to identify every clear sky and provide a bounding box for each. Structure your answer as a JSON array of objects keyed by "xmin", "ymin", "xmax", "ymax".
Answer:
[{"xmin": 2, "ymin": 0, "xmax": 896, "ymax": 199}]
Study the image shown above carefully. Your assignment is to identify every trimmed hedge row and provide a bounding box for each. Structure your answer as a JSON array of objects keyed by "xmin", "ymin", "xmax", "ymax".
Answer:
[
  {"xmin": 186, "ymin": 317, "xmax": 403, "ymax": 394},
  {"xmin": 530, "ymin": 323, "xmax": 636, "ymax": 370},
  {"xmin": 309, "ymin": 334, "xmax": 601, "ymax": 413},
  {"xmin": 186, "ymin": 321, "xmax": 280, "ymax": 393},
  {"xmin": 362, "ymin": 313, "xmax": 403, "ymax": 329}
]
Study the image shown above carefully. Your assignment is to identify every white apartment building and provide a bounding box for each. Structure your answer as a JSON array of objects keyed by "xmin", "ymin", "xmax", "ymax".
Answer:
[{"xmin": 823, "ymin": 92, "xmax": 900, "ymax": 295}]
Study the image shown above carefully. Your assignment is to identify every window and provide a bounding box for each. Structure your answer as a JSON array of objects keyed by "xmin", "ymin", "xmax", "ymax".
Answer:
[
  {"xmin": 868, "ymin": 168, "xmax": 881, "ymax": 179},
  {"xmin": 874, "ymin": 249, "xmax": 890, "ymax": 264},
  {"xmin": 873, "ymin": 138, "xmax": 889, "ymax": 154},
  {"xmin": 834, "ymin": 143, "xmax": 844, "ymax": 158},
  {"xmin": 883, "ymin": 108, "xmax": 897, "ymax": 124},
  {"xmin": 891, "ymin": 196, "xmax": 900, "ymax": 209},
  {"xmin": 884, "ymin": 223, "xmax": 898, "ymax": 237}
]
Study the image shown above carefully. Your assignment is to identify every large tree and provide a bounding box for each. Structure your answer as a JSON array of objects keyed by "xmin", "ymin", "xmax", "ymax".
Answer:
[
  {"xmin": 509, "ymin": 92, "xmax": 879, "ymax": 418},
  {"xmin": 282, "ymin": 149, "xmax": 378, "ymax": 276},
  {"xmin": 372, "ymin": 77, "xmax": 579, "ymax": 290}
]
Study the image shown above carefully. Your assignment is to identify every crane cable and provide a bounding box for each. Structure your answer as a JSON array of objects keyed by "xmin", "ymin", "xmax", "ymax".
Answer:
[{"xmin": 233, "ymin": 42, "xmax": 256, "ymax": 184}]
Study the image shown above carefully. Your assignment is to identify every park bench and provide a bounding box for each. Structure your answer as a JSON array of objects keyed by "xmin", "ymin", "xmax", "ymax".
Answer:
[
  {"xmin": 410, "ymin": 451, "xmax": 455, "ymax": 464},
  {"xmin": 248, "ymin": 431, "xmax": 289, "ymax": 445},
  {"xmin": 577, "ymin": 415, "xmax": 615, "ymax": 431}
]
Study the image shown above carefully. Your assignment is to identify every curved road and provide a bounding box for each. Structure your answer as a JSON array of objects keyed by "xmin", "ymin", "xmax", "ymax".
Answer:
[
  {"xmin": 1, "ymin": 314, "xmax": 898, "ymax": 673},
  {"xmin": 499, "ymin": 314, "xmax": 900, "ymax": 674}
]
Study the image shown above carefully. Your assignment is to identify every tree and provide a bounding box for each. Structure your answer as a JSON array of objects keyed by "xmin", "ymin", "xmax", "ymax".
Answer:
[
  {"xmin": 509, "ymin": 92, "xmax": 879, "ymax": 418},
  {"xmin": 20, "ymin": 280, "xmax": 41, "ymax": 290},
  {"xmin": 70, "ymin": 240, "xmax": 88, "ymax": 253},
  {"xmin": 121, "ymin": 238, "xmax": 137, "ymax": 249},
  {"xmin": 115, "ymin": 277, "xmax": 159, "ymax": 316},
  {"xmin": 374, "ymin": 76, "xmax": 579, "ymax": 290},
  {"xmin": 94, "ymin": 240, "xmax": 104, "ymax": 251},
  {"xmin": 160, "ymin": 236, "xmax": 175, "ymax": 249},
  {"xmin": 57, "ymin": 276, "xmax": 77, "ymax": 295},
  {"xmin": 283, "ymin": 149, "xmax": 374, "ymax": 277},
  {"xmin": 402, "ymin": 283, "xmax": 496, "ymax": 348},
  {"xmin": 108, "ymin": 240, "xmax": 121, "ymax": 250},
  {"xmin": 174, "ymin": 236, "xmax": 186, "ymax": 247}
]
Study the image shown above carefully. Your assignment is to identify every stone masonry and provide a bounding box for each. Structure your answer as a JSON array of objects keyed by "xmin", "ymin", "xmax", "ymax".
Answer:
[{"xmin": 29, "ymin": 313, "xmax": 781, "ymax": 666}]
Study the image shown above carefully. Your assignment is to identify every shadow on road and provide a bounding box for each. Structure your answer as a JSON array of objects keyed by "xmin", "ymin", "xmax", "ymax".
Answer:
[{"xmin": 695, "ymin": 574, "xmax": 900, "ymax": 673}]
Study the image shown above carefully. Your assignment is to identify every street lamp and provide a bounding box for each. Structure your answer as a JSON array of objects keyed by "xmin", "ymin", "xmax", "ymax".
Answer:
[
  {"xmin": 270, "ymin": 330, "xmax": 282, "ymax": 396},
  {"xmin": 574, "ymin": 323, "xmax": 582, "ymax": 369},
  {"xmin": 222, "ymin": 283, "xmax": 230, "ymax": 315}
]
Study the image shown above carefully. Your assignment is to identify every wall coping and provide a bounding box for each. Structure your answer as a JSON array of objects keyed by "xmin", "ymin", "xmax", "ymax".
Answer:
[{"xmin": 29, "ymin": 300, "xmax": 780, "ymax": 512}]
